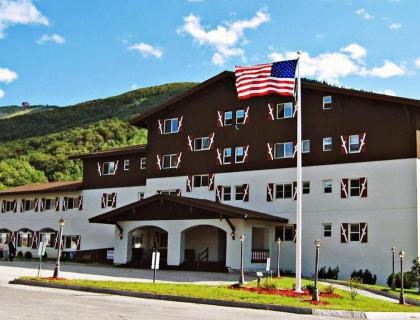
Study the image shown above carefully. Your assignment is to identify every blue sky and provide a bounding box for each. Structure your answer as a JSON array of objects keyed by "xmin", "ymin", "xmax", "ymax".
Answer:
[{"xmin": 0, "ymin": 0, "xmax": 419, "ymax": 106}]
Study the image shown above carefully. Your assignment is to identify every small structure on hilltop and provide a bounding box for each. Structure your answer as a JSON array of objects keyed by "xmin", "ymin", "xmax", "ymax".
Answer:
[{"xmin": 22, "ymin": 101, "xmax": 30, "ymax": 110}]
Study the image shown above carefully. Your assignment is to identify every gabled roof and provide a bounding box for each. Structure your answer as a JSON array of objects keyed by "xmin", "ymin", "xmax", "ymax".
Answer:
[
  {"xmin": 130, "ymin": 71, "xmax": 420, "ymax": 128},
  {"xmin": 89, "ymin": 194, "xmax": 288, "ymax": 224},
  {"xmin": 0, "ymin": 181, "xmax": 82, "ymax": 196},
  {"xmin": 69, "ymin": 144, "xmax": 147, "ymax": 160}
]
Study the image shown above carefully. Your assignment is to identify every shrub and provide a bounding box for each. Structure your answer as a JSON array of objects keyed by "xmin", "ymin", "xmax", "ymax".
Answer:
[
  {"xmin": 17, "ymin": 251, "xmax": 23, "ymax": 258},
  {"xmin": 318, "ymin": 266, "xmax": 340, "ymax": 279},
  {"xmin": 304, "ymin": 284, "xmax": 315, "ymax": 294},
  {"xmin": 347, "ymin": 277, "xmax": 363, "ymax": 300},
  {"xmin": 262, "ymin": 278, "xmax": 277, "ymax": 290},
  {"xmin": 24, "ymin": 251, "xmax": 32, "ymax": 259},
  {"xmin": 410, "ymin": 258, "xmax": 420, "ymax": 293},
  {"xmin": 387, "ymin": 272, "xmax": 415, "ymax": 289},
  {"xmin": 350, "ymin": 269, "xmax": 377, "ymax": 285},
  {"xmin": 324, "ymin": 284, "xmax": 335, "ymax": 294}
]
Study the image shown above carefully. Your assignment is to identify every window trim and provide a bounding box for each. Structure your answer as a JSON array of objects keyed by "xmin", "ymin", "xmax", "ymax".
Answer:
[
  {"xmin": 348, "ymin": 134, "xmax": 360, "ymax": 154},
  {"xmin": 223, "ymin": 148, "xmax": 232, "ymax": 164},
  {"xmin": 349, "ymin": 178, "xmax": 361, "ymax": 197},
  {"xmin": 235, "ymin": 109, "xmax": 245, "ymax": 125},
  {"xmin": 275, "ymin": 183, "xmax": 293, "ymax": 199},
  {"xmin": 222, "ymin": 186, "xmax": 231, "ymax": 201},
  {"xmin": 194, "ymin": 137, "xmax": 210, "ymax": 151},
  {"xmin": 235, "ymin": 146, "xmax": 245, "ymax": 163},
  {"xmin": 274, "ymin": 142, "xmax": 294, "ymax": 159},
  {"xmin": 322, "ymin": 179, "xmax": 333, "ymax": 194},
  {"xmin": 162, "ymin": 154, "xmax": 178, "ymax": 169},
  {"xmin": 349, "ymin": 223, "xmax": 361, "ymax": 242},
  {"xmin": 303, "ymin": 181, "xmax": 310, "ymax": 194},
  {"xmin": 163, "ymin": 118, "xmax": 180, "ymax": 134},
  {"xmin": 193, "ymin": 174, "xmax": 209, "ymax": 188},
  {"xmin": 234, "ymin": 185, "xmax": 244, "ymax": 201},
  {"xmin": 323, "ymin": 137, "xmax": 332, "ymax": 152},
  {"xmin": 302, "ymin": 140, "xmax": 310, "ymax": 153},
  {"xmin": 276, "ymin": 102, "xmax": 294, "ymax": 119},
  {"xmin": 323, "ymin": 223, "xmax": 332, "ymax": 237},
  {"xmin": 102, "ymin": 161, "xmax": 116, "ymax": 176},
  {"xmin": 224, "ymin": 111, "xmax": 233, "ymax": 126},
  {"xmin": 323, "ymin": 96, "xmax": 332, "ymax": 110}
]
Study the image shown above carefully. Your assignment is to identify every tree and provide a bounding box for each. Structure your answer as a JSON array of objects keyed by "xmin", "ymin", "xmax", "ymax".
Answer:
[
  {"xmin": 0, "ymin": 159, "xmax": 47, "ymax": 187},
  {"xmin": 410, "ymin": 258, "xmax": 420, "ymax": 293}
]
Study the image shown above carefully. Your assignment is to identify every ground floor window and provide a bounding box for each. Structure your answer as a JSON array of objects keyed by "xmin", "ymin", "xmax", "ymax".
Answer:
[
  {"xmin": 63, "ymin": 235, "xmax": 80, "ymax": 250},
  {"xmin": 0, "ymin": 232, "xmax": 10, "ymax": 244},
  {"xmin": 17, "ymin": 232, "xmax": 32, "ymax": 248},
  {"xmin": 40, "ymin": 233, "xmax": 54, "ymax": 247}
]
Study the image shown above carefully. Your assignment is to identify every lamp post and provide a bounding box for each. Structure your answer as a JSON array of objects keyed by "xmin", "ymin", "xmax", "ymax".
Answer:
[
  {"xmin": 53, "ymin": 217, "xmax": 65, "ymax": 278},
  {"xmin": 239, "ymin": 234, "xmax": 245, "ymax": 285},
  {"xmin": 399, "ymin": 250, "xmax": 405, "ymax": 305},
  {"xmin": 312, "ymin": 239, "xmax": 321, "ymax": 302},
  {"xmin": 391, "ymin": 246, "xmax": 396, "ymax": 291},
  {"xmin": 276, "ymin": 237, "xmax": 281, "ymax": 278}
]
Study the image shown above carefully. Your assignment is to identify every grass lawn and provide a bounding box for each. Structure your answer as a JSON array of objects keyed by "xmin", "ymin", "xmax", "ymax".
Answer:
[
  {"xmin": 19, "ymin": 276, "xmax": 420, "ymax": 312},
  {"xmin": 362, "ymin": 283, "xmax": 420, "ymax": 301}
]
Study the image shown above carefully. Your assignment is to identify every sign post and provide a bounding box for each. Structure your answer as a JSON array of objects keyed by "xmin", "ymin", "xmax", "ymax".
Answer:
[
  {"xmin": 37, "ymin": 241, "xmax": 47, "ymax": 277},
  {"xmin": 151, "ymin": 248, "xmax": 160, "ymax": 283}
]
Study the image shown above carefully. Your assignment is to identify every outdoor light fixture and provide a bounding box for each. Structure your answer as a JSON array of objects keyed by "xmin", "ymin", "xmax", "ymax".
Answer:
[
  {"xmin": 239, "ymin": 234, "xmax": 245, "ymax": 284},
  {"xmin": 312, "ymin": 239, "xmax": 321, "ymax": 302},
  {"xmin": 399, "ymin": 250, "xmax": 405, "ymax": 305},
  {"xmin": 391, "ymin": 246, "xmax": 396, "ymax": 291},
  {"xmin": 53, "ymin": 217, "xmax": 65, "ymax": 278},
  {"xmin": 231, "ymin": 232, "xmax": 236, "ymax": 240},
  {"xmin": 276, "ymin": 237, "xmax": 281, "ymax": 278}
]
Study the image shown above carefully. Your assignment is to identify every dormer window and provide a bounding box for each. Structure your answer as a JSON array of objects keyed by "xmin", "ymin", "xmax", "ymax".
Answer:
[
  {"xmin": 102, "ymin": 162, "xmax": 116, "ymax": 175},
  {"xmin": 164, "ymin": 118, "xmax": 180, "ymax": 134},
  {"xmin": 277, "ymin": 102, "xmax": 294, "ymax": 119},
  {"xmin": 323, "ymin": 96, "xmax": 332, "ymax": 110}
]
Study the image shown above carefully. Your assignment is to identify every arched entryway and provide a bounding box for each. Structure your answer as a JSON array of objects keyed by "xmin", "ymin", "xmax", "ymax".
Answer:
[
  {"xmin": 181, "ymin": 225, "xmax": 227, "ymax": 272},
  {"xmin": 0, "ymin": 229, "xmax": 11, "ymax": 245},
  {"xmin": 129, "ymin": 226, "xmax": 168, "ymax": 268}
]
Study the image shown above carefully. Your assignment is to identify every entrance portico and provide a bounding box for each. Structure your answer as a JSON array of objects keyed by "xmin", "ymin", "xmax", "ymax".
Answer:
[{"xmin": 89, "ymin": 194, "xmax": 288, "ymax": 271}]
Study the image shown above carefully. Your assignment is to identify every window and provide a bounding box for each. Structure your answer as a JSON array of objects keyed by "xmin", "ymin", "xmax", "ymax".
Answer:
[
  {"xmin": 349, "ymin": 135, "xmax": 360, "ymax": 153},
  {"xmin": 106, "ymin": 194, "xmax": 114, "ymax": 207},
  {"xmin": 276, "ymin": 102, "xmax": 294, "ymax": 119},
  {"xmin": 223, "ymin": 148, "xmax": 232, "ymax": 164},
  {"xmin": 323, "ymin": 180, "xmax": 333, "ymax": 194},
  {"xmin": 18, "ymin": 232, "xmax": 32, "ymax": 248},
  {"xmin": 224, "ymin": 111, "xmax": 233, "ymax": 126},
  {"xmin": 194, "ymin": 137, "xmax": 210, "ymax": 151},
  {"xmin": 102, "ymin": 162, "xmax": 116, "ymax": 175},
  {"xmin": 274, "ymin": 142, "xmax": 294, "ymax": 159},
  {"xmin": 350, "ymin": 179, "xmax": 360, "ymax": 197},
  {"xmin": 235, "ymin": 147, "xmax": 245, "ymax": 163},
  {"xmin": 275, "ymin": 225, "xmax": 295, "ymax": 242},
  {"xmin": 123, "ymin": 159, "xmax": 130, "ymax": 171},
  {"xmin": 303, "ymin": 181, "xmax": 310, "ymax": 194},
  {"xmin": 3, "ymin": 200, "xmax": 13, "ymax": 212},
  {"xmin": 140, "ymin": 157, "xmax": 146, "ymax": 170},
  {"xmin": 163, "ymin": 118, "xmax": 179, "ymax": 134},
  {"xmin": 156, "ymin": 190, "xmax": 179, "ymax": 196},
  {"xmin": 64, "ymin": 235, "xmax": 79, "ymax": 250},
  {"xmin": 323, "ymin": 137, "xmax": 332, "ymax": 151},
  {"xmin": 302, "ymin": 140, "xmax": 310, "ymax": 153},
  {"xmin": 193, "ymin": 175, "xmax": 209, "ymax": 188},
  {"xmin": 235, "ymin": 185, "xmax": 244, "ymax": 200},
  {"xmin": 350, "ymin": 223, "xmax": 360, "ymax": 241},
  {"xmin": 138, "ymin": 192, "xmax": 145, "ymax": 200},
  {"xmin": 44, "ymin": 199, "xmax": 52, "ymax": 211},
  {"xmin": 40, "ymin": 233, "xmax": 53, "ymax": 247},
  {"xmin": 23, "ymin": 200, "xmax": 33, "ymax": 212},
  {"xmin": 323, "ymin": 96, "xmax": 332, "ymax": 110},
  {"xmin": 323, "ymin": 224, "xmax": 332, "ymax": 237},
  {"xmin": 223, "ymin": 186, "xmax": 231, "ymax": 201},
  {"xmin": 0, "ymin": 232, "xmax": 9, "ymax": 244},
  {"xmin": 162, "ymin": 154, "xmax": 178, "ymax": 169},
  {"xmin": 66, "ymin": 197, "xmax": 75, "ymax": 210},
  {"xmin": 236, "ymin": 109, "xmax": 245, "ymax": 124},
  {"xmin": 275, "ymin": 183, "xmax": 292, "ymax": 199},
  {"xmin": 102, "ymin": 193, "xmax": 116, "ymax": 208}
]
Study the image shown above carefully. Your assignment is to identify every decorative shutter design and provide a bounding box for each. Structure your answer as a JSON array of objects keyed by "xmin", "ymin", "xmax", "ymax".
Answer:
[
  {"xmin": 101, "ymin": 194, "xmax": 107, "ymax": 208},
  {"xmin": 178, "ymin": 116, "xmax": 184, "ymax": 132},
  {"xmin": 267, "ymin": 104, "xmax": 275, "ymax": 121},
  {"xmin": 76, "ymin": 236, "xmax": 81, "ymax": 250},
  {"xmin": 62, "ymin": 197, "xmax": 68, "ymax": 211},
  {"xmin": 293, "ymin": 224, "xmax": 297, "ymax": 243},
  {"xmin": 243, "ymin": 145, "xmax": 250, "ymax": 162},
  {"xmin": 20, "ymin": 199, "xmax": 25, "ymax": 213},
  {"xmin": 216, "ymin": 148, "xmax": 223, "ymax": 165},
  {"xmin": 40, "ymin": 198, "xmax": 45, "ymax": 212},
  {"xmin": 340, "ymin": 223, "xmax": 349, "ymax": 243},
  {"xmin": 111, "ymin": 193, "xmax": 117, "ymax": 208},
  {"xmin": 176, "ymin": 189, "xmax": 182, "ymax": 196},
  {"xmin": 215, "ymin": 186, "xmax": 222, "ymax": 203},
  {"xmin": 187, "ymin": 135, "xmax": 193, "ymax": 151},
  {"xmin": 341, "ymin": 179, "xmax": 349, "ymax": 198},
  {"xmin": 293, "ymin": 103, "xmax": 297, "ymax": 118},
  {"xmin": 176, "ymin": 152, "xmax": 182, "ymax": 169},
  {"xmin": 97, "ymin": 162, "xmax": 102, "ymax": 176},
  {"xmin": 292, "ymin": 181, "xmax": 297, "ymax": 201},
  {"xmin": 208, "ymin": 173, "xmax": 215, "ymax": 191},
  {"xmin": 360, "ymin": 223, "xmax": 368, "ymax": 243},
  {"xmin": 31, "ymin": 231, "xmax": 39, "ymax": 249},
  {"xmin": 242, "ymin": 184, "xmax": 249, "ymax": 202},
  {"xmin": 209, "ymin": 132, "xmax": 215, "ymax": 149},
  {"xmin": 292, "ymin": 141, "xmax": 297, "ymax": 159},
  {"xmin": 34, "ymin": 198, "xmax": 39, "ymax": 212},
  {"xmin": 266, "ymin": 142, "xmax": 274, "ymax": 160},
  {"xmin": 78, "ymin": 195, "xmax": 83, "ymax": 210},
  {"xmin": 186, "ymin": 175, "xmax": 192, "ymax": 192},
  {"xmin": 217, "ymin": 111, "xmax": 224, "ymax": 127},
  {"xmin": 12, "ymin": 200, "xmax": 17, "ymax": 213},
  {"xmin": 359, "ymin": 133, "xmax": 367, "ymax": 153},
  {"xmin": 1, "ymin": 200, "xmax": 5, "ymax": 213},
  {"xmin": 243, "ymin": 107, "xmax": 250, "ymax": 124},
  {"xmin": 157, "ymin": 119, "xmax": 163, "ymax": 134},
  {"xmin": 156, "ymin": 154, "xmax": 162, "ymax": 170},
  {"xmin": 55, "ymin": 197, "xmax": 60, "ymax": 211},
  {"xmin": 266, "ymin": 183, "xmax": 274, "ymax": 202},
  {"xmin": 340, "ymin": 135, "xmax": 349, "ymax": 155},
  {"xmin": 113, "ymin": 160, "xmax": 119, "ymax": 175},
  {"xmin": 360, "ymin": 178, "xmax": 368, "ymax": 198}
]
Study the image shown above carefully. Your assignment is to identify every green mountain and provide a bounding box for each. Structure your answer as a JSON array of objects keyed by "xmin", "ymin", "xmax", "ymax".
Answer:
[
  {"xmin": 0, "ymin": 82, "xmax": 197, "ymax": 189},
  {"xmin": 0, "ymin": 105, "xmax": 58, "ymax": 120}
]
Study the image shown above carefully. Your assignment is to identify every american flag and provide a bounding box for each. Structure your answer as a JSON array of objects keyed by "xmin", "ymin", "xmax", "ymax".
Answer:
[{"xmin": 235, "ymin": 59, "xmax": 298, "ymax": 99}]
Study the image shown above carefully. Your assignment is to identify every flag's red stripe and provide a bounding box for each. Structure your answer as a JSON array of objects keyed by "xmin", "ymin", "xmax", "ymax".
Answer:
[
  {"xmin": 235, "ymin": 63, "xmax": 272, "ymax": 71},
  {"xmin": 235, "ymin": 69, "xmax": 271, "ymax": 79},
  {"xmin": 237, "ymin": 84, "xmax": 295, "ymax": 94},
  {"xmin": 236, "ymin": 77, "xmax": 295, "ymax": 86},
  {"xmin": 238, "ymin": 90, "xmax": 294, "ymax": 100}
]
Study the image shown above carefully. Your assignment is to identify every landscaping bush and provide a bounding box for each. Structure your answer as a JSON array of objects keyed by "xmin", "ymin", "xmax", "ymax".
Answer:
[
  {"xmin": 318, "ymin": 266, "xmax": 340, "ymax": 280},
  {"xmin": 324, "ymin": 284, "xmax": 335, "ymax": 294},
  {"xmin": 387, "ymin": 272, "xmax": 415, "ymax": 289},
  {"xmin": 24, "ymin": 251, "xmax": 33, "ymax": 259},
  {"xmin": 410, "ymin": 258, "xmax": 420, "ymax": 293},
  {"xmin": 347, "ymin": 277, "xmax": 363, "ymax": 300},
  {"xmin": 262, "ymin": 278, "xmax": 277, "ymax": 289},
  {"xmin": 17, "ymin": 251, "xmax": 23, "ymax": 258},
  {"xmin": 350, "ymin": 269, "xmax": 377, "ymax": 285},
  {"xmin": 304, "ymin": 284, "xmax": 315, "ymax": 294}
]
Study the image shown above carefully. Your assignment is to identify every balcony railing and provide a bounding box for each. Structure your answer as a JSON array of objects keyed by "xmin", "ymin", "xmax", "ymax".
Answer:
[{"xmin": 251, "ymin": 249, "xmax": 269, "ymax": 263}]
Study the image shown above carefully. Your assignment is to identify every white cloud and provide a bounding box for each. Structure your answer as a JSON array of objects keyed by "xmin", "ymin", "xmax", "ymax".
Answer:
[
  {"xmin": 130, "ymin": 83, "xmax": 138, "ymax": 90},
  {"xmin": 389, "ymin": 23, "xmax": 402, "ymax": 29},
  {"xmin": 128, "ymin": 42, "xmax": 163, "ymax": 59},
  {"xmin": 37, "ymin": 33, "xmax": 66, "ymax": 45},
  {"xmin": 177, "ymin": 9, "xmax": 270, "ymax": 66},
  {"xmin": 0, "ymin": 67, "xmax": 17, "ymax": 84},
  {"xmin": 381, "ymin": 89, "xmax": 396, "ymax": 96},
  {"xmin": 268, "ymin": 44, "xmax": 406, "ymax": 84},
  {"xmin": 0, "ymin": 0, "xmax": 48, "ymax": 38},
  {"xmin": 415, "ymin": 58, "xmax": 420, "ymax": 68},
  {"xmin": 355, "ymin": 8, "xmax": 374, "ymax": 20},
  {"xmin": 0, "ymin": 88, "xmax": 4, "ymax": 98}
]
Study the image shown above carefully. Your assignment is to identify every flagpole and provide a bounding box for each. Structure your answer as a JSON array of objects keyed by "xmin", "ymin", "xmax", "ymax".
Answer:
[{"xmin": 295, "ymin": 51, "xmax": 303, "ymax": 292}]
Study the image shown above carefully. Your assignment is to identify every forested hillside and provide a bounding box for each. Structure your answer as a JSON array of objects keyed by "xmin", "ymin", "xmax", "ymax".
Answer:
[{"xmin": 0, "ymin": 82, "xmax": 197, "ymax": 190}]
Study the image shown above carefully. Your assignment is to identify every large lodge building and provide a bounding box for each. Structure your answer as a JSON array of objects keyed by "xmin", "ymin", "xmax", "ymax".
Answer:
[{"xmin": 1, "ymin": 71, "xmax": 420, "ymax": 284}]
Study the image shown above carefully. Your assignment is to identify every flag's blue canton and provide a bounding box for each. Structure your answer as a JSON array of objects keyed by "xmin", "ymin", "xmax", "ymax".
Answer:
[{"xmin": 270, "ymin": 59, "xmax": 298, "ymax": 79}]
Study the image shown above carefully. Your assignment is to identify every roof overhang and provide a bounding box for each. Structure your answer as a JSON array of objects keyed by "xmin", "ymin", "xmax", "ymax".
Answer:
[
  {"xmin": 89, "ymin": 194, "xmax": 288, "ymax": 224},
  {"xmin": 69, "ymin": 144, "xmax": 147, "ymax": 160}
]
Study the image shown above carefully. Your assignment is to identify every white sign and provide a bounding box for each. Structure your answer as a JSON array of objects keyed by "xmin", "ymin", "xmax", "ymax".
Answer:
[
  {"xmin": 265, "ymin": 257, "xmax": 271, "ymax": 272},
  {"xmin": 106, "ymin": 250, "xmax": 114, "ymax": 260},
  {"xmin": 256, "ymin": 271, "xmax": 263, "ymax": 277},
  {"xmin": 151, "ymin": 251, "xmax": 160, "ymax": 270},
  {"xmin": 38, "ymin": 242, "xmax": 47, "ymax": 257}
]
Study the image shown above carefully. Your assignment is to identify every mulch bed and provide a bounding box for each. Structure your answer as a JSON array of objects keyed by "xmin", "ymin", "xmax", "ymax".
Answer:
[{"xmin": 43, "ymin": 277, "xmax": 66, "ymax": 281}]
